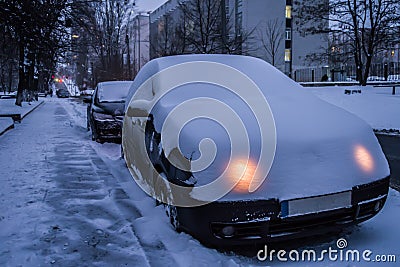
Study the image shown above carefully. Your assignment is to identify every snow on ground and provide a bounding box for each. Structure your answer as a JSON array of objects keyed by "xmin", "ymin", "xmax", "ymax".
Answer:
[
  {"xmin": 0, "ymin": 97, "xmax": 399, "ymax": 266},
  {"xmin": 308, "ymin": 85, "xmax": 400, "ymax": 131},
  {"xmin": 0, "ymin": 98, "xmax": 44, "ymax": 119},
  {"xmin": 0, "ymin": 117, "xmax": 13, "ymax": 135}
]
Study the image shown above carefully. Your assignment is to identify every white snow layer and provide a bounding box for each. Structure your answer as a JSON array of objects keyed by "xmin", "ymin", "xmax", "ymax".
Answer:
[
  {"xmin": 309, "ymin": 85, "xmax": 400, "ymax": 131},
  {"xmin": 98, "ymin": 81, "xmax": 133, "ymax": 103}
]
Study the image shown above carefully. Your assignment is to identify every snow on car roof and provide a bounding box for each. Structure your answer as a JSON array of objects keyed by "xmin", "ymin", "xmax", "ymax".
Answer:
[
  {"xmin": 126, "ymin": 55, "xmax": 390, "ymax": 202},
  {"xmin": 98, "ymin": 81, "xmax": 133, "ymax": 103}
]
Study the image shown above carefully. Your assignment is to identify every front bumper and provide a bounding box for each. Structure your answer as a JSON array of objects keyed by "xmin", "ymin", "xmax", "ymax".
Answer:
[
  {"xmin": 93, "ymin": 118, "xmax": 123, "ymax": 139},
  {"xmin": 176, "ymin": 177, "xmax": 390, "ymax": 247}
]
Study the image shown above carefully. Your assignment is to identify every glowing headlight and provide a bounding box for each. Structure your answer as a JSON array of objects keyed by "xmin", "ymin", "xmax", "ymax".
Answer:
[
  {"xmin": 354, "ymin": 144, "xmax": 374, "ymax": 173},
  {"xmin": 228, "ymin": 159, "xmax": 257, "ymax": 193}
]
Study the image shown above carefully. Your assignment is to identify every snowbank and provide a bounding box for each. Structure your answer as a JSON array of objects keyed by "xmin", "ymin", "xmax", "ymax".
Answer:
[{"xmin": 309, "ymin": 85, "xmax": 400, "ymax": 131}]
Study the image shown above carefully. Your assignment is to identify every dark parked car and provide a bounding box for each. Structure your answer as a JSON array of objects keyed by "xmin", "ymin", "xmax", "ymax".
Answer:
[
  {"xmin": 88, "ymin": 81, "xmax": 133, "ymax": 143},
  {"xmin": 122, "ymin": 55, "xmax": 390, "ymax": 247},
  {"xmin": 56, "ymin": 89, "xmax": 70, "ymax": 98}
]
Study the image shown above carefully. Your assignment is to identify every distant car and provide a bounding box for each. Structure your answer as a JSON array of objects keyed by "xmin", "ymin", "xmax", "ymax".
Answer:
[
  {"xmin": 81, "ymin": 89, "xmax": 94, "ymax": 96},
  {"xmin": 87, "ymin": 81, "xmax": 133, "ymax": 143},
  {"xmin": 122, "ymin": 55, "xmax": 390, "ymax": 247},
  {"xmin": 0, "ymin": 91, "xmax": 17, "ymax": 99},
  {"xmin": 57, "ymin": 90, "xmax": 70, "ymax": 98},
  {"xmin": 367, "ymin": 76, "xmax": 385, "ymax": 81},
  {"xmin": 81, "ymin": 89, "xmax": 95, "ymax": 103}
]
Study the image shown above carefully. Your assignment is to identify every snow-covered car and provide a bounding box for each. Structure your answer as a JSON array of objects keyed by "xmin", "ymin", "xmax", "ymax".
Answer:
[
  {"xmin": 367, "ymin": 76, "xmax": 385, "ymax": 81},
  {"xmin": 81, "ymin": 89, "xmax": 95, "ymax": 103},
  {"xmin": 56, "ymin": 89, "xmax": 70, "ymax": 98},
  {"xmin": 122, "ymin": 55, "xmax": 390, "ymax": 247},
  {"xmin": 0, "ymin": 91, "xmax": 17, "ymax": 99},
  {"xmin": 88, "ymin": 81, "xmax": 132, "ymax": 143}
]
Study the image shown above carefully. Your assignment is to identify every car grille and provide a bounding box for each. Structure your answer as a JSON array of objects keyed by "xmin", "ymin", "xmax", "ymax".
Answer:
[{"xmin": 210, "ymin": 177, "xmax": 389, "ymax": 241}]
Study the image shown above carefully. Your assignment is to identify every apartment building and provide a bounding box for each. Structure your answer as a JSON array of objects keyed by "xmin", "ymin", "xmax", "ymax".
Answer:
[{"xmin": 149, "ymin": 0, "xmax": 328, "ymax": 76}]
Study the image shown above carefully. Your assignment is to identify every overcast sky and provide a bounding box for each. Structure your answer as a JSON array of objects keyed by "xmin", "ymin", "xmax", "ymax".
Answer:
[{"xmin": 135, "ymin": 0, "xmax": 168, "ymax": 13}]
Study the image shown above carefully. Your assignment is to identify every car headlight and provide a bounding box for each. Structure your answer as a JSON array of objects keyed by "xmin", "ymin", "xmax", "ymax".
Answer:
[
  {"xmin": 93, "ymin": 111, "xmax": 114, "ymax": 121},
  {"xmin": 228, "ymin": 159, "xmax": 257, "ymax": 193},
  {"xmin": 354, "ymin": 144, "xmax": 374, "ymax": 173}
]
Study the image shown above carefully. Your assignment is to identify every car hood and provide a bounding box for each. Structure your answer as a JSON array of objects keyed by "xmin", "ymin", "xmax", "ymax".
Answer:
[
  {"xmin": 126, "ymin": 55, "xmax": 390, "ymax": 202},
  {"xmin": 95, "ymin": 102, "xmax": 125, "ymax": 116}
]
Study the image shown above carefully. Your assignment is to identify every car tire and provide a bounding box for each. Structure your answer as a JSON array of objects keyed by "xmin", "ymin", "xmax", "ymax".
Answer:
[
  {"xmin": 167, "ymin": 205, "xmax": 182, "ymax": 233},
  {"xmin": 91, "ymin": 126, "xmax": 98, "ymax": 142}
]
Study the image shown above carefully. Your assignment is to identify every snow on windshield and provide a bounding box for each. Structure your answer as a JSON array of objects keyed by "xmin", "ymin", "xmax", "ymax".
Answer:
[{"xmin": 98, "ymin": 82, "xmax": 132, "ymax": 103}]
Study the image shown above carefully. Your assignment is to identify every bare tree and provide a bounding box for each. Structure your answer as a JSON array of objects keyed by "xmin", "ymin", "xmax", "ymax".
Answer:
[
  {"xmin": 0, "ymin": 24, "xmax": 18, "ymax": 94},
  {"xmin": 296, "ymin": 0, "xmax": 400, "ymax": 85},
  {"xmin": 259, "ymin": 19, "xmax": 284, "ymax": 67},
  {"xmin": 151, "ymin": 14, "xmax": 187, "ymax": 58},
  {"xmin": 0, "ymin": 0, "xmax": 72, "ymax": 105},
  {"xmin": 171, "ymin": 0, "xmax": 254, "ymax": 55}
]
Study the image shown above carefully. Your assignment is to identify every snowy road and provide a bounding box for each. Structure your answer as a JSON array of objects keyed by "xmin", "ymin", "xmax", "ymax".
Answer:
[{"xmin": 0, "ymin": 98, "xmax": 399, "ymax": 266}]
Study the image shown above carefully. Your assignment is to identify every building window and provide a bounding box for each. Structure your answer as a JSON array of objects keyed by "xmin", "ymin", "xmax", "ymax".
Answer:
[
  {"xmin": 285, "ymin": 49, "xmax": 291, "ymax": 62},
  {"xmin": 286, "ymin": 5, "xmax": 292, "ymax": 19},
  {"xmin": 285, "ymin": 28, "xmax": 291, "ymax": 40},
  {"xmin": 391, "ymin": 50, "xmax": 395, "ymax": 57}
]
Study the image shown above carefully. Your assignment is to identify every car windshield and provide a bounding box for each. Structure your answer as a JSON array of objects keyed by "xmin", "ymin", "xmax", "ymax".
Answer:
[{"xmin": 98, "ymin": 83, "xmax": 131, "ymax": 103}]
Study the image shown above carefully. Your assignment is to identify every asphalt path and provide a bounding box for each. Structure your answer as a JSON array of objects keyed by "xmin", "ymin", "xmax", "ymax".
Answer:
[{"xmin": 376, "ymin": 134, "xmax": 400, "ymax": 191}]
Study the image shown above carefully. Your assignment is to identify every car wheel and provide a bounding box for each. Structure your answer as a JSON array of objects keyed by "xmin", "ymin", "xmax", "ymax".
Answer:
[
  {"xmin": 167, "ymin": 205, "xmax": 182, "ymax": 233},
  {"xmin": 91, "ymin": 126, "xmax": 99, "ymax": 142},
  {"xmin": 120, "ymin": 145, "xmax": 124, "ymax": 159}
]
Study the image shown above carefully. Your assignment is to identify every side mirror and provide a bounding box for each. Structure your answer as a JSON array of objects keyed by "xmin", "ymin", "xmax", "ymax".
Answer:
[
  {"xmin": 126, "ymin": 106, "xmax": 148, "ymax": 118},
  {"xmin": 83, "ymin": 97, "xmax": 91, "ymax": 103},
  {"xmin": 126, "ymin": 100, "xmax": 150, "ymax": 117}
]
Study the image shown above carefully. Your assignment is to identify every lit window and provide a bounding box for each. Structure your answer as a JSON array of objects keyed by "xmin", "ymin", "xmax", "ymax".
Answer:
[
  {"xmin": 286, "ymin": 5, "xmax": 292, "ymax": 19},
  {"xmin": 391, "ymin": 50, "xmax": 395, "ymax": 57},
  {"xmin": 285, "ymin": 49, "xmax": 291, "ymax": 62},
  {"xmin": 285, "ymin": 28, "xmax": 291, "ymax": 40}
]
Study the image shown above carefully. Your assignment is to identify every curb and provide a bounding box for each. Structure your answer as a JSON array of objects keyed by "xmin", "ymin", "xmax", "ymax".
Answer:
[
  {"xmin": 0, "ymin": 121, "xmax": 14, "ymax": 137},
  {"xmin": 0, "ymin": 100, "xmax": 44, "ymax": 137},
  {"xmin": 21, "ymin": 100, "xmax": 44, "ymax": 120}
]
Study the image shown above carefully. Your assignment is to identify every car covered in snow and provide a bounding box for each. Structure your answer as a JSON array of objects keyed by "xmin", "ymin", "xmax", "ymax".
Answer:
[
  {"xmin": 88, "ymin": 81, "xmax": 132, "ymax": 143},
  {"xmin": 122, "ymin": 55, "xmax": 390, "ymax": 247}
]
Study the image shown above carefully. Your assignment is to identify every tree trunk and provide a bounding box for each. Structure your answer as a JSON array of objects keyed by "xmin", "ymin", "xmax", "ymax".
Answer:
[
  {"xmin": 15, "ymin": 40, "xmax": 25, "ymax": 106},
  {"xmin": 8, "ymin": 65, "xmax": 13, "ymax": 93},
  {"xmin": 362, "ymin": 55, "xmax": 373, "ymax": 86}
]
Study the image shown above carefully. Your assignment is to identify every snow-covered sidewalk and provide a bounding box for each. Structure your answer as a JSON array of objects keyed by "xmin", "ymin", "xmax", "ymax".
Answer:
[
  {"xmin": 0, "ymin": 98, "xmax": 44, "ymax": 120},
  {"xmin": 308, "ymin": 85, "xmax": 400, "ymax": 132},
  {"xmin": 0, "ymin": 98, "xmax": 44, "ymax": 135}
]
